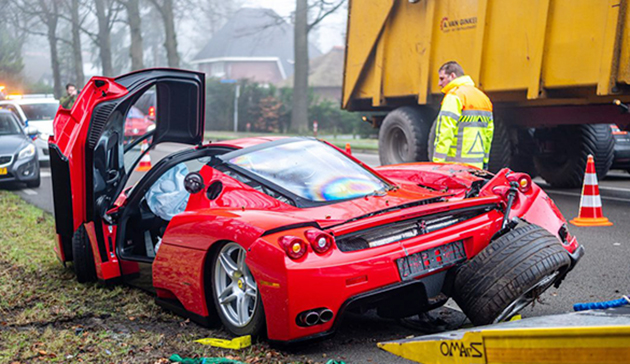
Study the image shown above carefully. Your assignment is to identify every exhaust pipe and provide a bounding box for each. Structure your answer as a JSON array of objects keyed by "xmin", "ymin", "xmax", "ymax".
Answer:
[
  {"xmin": 319, "ymin": 309, "xmax": 334, "ymax": 323},
  {"xmin": 303, "ymin": 311, "xmax": 320, "ymax": 326}
]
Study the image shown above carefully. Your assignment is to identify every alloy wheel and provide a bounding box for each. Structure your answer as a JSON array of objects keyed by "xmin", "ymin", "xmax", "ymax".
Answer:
[{"xmin": 214, "ymin": 242, "xmax": 258, "ymax": 328}]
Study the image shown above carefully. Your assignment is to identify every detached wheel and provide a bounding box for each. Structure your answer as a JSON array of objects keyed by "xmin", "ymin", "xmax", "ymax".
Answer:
[
  {"xmin": 212, "ymin": 242, "xmax": 265, "ymax": 337},
  {"xmin": 72, "ymin": 225, "xmax": 97, "ymax": 283},
  {"xmin": 379, "ymin": 107, "xmax": 430, "ymax": 166},
  {"xmin": 453, "ymin": 224, "xmax": 570, "ymax": 325},
  {"xmin": 534, "ymin": 124, "xmax": 614, "ymax": 188}
]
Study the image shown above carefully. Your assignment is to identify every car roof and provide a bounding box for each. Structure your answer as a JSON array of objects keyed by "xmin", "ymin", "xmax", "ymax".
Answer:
[{"xmin": 0, "ymin": 98, "xmax": 59, "ymax": 105}]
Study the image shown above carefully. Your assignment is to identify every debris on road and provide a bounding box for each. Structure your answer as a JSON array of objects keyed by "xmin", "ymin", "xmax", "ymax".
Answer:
[
  {"xmin": 169, "ymin": 354, "xmax": 246, "ymax": 364},
  {"xmin": 194, "ymin": 335, "xmax": 251, "ymax": 349}
]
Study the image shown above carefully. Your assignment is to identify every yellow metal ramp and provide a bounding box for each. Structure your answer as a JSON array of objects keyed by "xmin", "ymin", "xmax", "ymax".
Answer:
[{"xmin": 378, "ymin": 307, "xmax": 630, "ymax": 364}]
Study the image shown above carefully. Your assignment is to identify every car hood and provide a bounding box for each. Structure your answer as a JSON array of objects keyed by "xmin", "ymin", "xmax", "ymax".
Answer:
[{"xmin": 0, "ymin": 134, "xmax": 30, "ymax": 156}]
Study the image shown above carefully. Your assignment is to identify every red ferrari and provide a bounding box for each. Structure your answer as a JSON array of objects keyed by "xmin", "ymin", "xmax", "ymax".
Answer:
[{"xmin": 49, "ymin": 69, "xmax": 583, "ymax": 343}]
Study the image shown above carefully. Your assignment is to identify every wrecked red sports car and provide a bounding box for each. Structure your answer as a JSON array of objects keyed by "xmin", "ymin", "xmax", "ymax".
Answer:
[{"xmin": 49, "ymin": 69, "xmax": 583, "ymax": 343}]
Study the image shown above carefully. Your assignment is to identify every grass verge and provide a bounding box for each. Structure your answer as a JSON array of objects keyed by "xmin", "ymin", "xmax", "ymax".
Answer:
[{"xmin": 0, "ymin": 192, "xmax": 313, "ymax": 364}]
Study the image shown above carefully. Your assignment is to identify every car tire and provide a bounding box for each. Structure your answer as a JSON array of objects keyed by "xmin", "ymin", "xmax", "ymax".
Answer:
[
  {"xmin": 26, "ymin": 170, "xmax": 41, "ymax": 188},
  {"xmin": 452, "ymin": 224, "xmax": 571, "ymax": 325},
  {"xmin": 72, "ymin": 225, "xmax": 97, "ymax": 283},
  {"xmin": 211, "ymin": 242, "xmax": 266, "ymax": 337},
  {"xmin": 379, "ymin": 107, "xmax": 430, "ymax": 166},
  {"xmin": 534, "ymin": 124, "xmax": 614, "ymax": 188}
]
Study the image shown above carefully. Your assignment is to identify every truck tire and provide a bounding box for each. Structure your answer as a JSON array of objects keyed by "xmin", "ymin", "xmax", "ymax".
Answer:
[
  {"xmin": 379, "ymin": 107, "xmax": 430, "ymax": 166},
  {"xmin": 453, "ymin": 224, "xmax": 570, "ymax": 325},
  {"xmin": 534, "ymin": 124, "xmax": 614, "ymax": 188},
  {"xmin": 427, "ymin": 118, "xmax": 437, "ymax": 161},
  {"xmin": 72, "ymin": 225, "xmax": 97, "ymax": 283},
  {"xmin": 487, "ymin": 118, "xmax": 512, "ymax": 173},
  {"xmin": 510, "ymin": 129, "xmax": 538, "ymax": 177}
]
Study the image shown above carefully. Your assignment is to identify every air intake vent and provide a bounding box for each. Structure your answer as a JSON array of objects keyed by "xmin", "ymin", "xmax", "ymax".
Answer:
[
  {"xmin": 336, "ymin": 204, "xmax": 497, "ymax": 252},
  {"xmin": 87, "ymin": 103, "xmax": 116, "ymax": 149},
  {"xmin": 0, "ymin": 155, "xmax": 12, "ymax": 165}
]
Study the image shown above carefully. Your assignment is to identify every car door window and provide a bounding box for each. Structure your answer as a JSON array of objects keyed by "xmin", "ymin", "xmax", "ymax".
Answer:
[{"xmin": 0, "ymin": 105, "xmax": 23, "ymax": 124}]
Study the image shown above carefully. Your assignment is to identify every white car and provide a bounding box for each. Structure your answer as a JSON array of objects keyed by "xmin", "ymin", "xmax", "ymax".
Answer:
[{"xmin": 0, "ymin": 96, "xmax": 59, "ymax": 163}]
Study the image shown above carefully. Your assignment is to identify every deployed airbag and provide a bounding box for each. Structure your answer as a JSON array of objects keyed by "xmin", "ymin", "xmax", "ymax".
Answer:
[{"xmin": 145, "ymin": 163, "xmax": 190, "ymax": 220}]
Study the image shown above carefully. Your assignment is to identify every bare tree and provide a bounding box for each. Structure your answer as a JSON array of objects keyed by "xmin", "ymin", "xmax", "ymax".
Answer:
[
  {"xmin": 94, "ymin": 0, "xmax": 113, "ymax": 76},
  {"xmin": 62, "ymin": 0, "xmax": 122, "ymax": 76},
  {"xmin": 65, "ymin": 0, "xmax": 86, "ymax": 87},
  {"xmin": 117, "ymin": 0, "xmax": 144, "ymax": 70},
  {"xmin": 148, "ymin": 0, "xmax": 179, "ymax": 68},
  {"xmin": 12, "ymin": 0, "xmax": 65, "ymax": 97},
  {"xmin": 291, "ymin": 0, "xmax": 345, "ymax": 133},
  {"xmin": 1, "ymin": 0, "xmax": 27, "ymax": 86},
  {"xmin": 186, "ymin": 0, "xmax": 242, "ymax": 43}
]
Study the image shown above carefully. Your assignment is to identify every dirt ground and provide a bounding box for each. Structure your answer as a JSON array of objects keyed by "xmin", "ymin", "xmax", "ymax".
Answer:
[{"xmin": 0, "ymin": 191, "xmax": 469, "ymax": 364}]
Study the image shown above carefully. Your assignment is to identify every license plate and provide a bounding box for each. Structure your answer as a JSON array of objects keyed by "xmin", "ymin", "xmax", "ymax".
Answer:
[
  {"xmin": 397, "ymin": 240, "xmax": 466, "ymax": 280},
  {"xmin": 0, "ymin": 167, "xmax": 7, "ymax": 175}
]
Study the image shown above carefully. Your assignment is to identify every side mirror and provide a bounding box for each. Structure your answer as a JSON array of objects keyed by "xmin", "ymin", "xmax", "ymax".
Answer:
[
  {"xmin": 184, "ymin": 172, "xmax": 205, "ymax": 194},
  {"xmin": 24, "ymin": 126, "xmax": 39, "ymax": 136}
]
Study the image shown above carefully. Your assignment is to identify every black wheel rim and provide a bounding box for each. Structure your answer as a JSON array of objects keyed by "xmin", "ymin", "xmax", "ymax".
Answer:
[{"xmin": 493, "ymin": 270, "xmax": 560, "ymax": 324}]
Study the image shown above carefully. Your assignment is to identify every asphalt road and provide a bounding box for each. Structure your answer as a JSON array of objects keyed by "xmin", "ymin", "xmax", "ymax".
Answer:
[{"xmin": 4, "ymin": 148, "xmax": 630, "ymax": 363}]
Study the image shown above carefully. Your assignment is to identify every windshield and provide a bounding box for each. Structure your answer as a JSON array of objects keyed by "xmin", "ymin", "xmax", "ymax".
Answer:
[
  {"xmin": 20, "ymin": 103, "xmax": 58, "ymax": 121},
  {"xmin": 0, "ymin": 114, "xmax": 23, "ymax": 135},
  {"xmin": 225, "ymin": 139, "xmax": 389, "ymax": 202}
]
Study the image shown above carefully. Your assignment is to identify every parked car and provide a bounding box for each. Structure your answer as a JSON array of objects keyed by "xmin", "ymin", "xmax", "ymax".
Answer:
[
  {"xmin": 124, "ymin": 106, "xmax": 155, "ymax": 144},
  {"xmin": 0, "ymin": 110, "xmax": 40, "ymax": 188},
  {"xmin": 0, "ymin": 96, "xmax": 59, "ymax": 163},
  {"xmin": 611, "ymin": 124, "xmax": 630, "ymax": 172},
  {"xmin": 49, "ymin": 69, "xmax": 583, "ymax": 344}
]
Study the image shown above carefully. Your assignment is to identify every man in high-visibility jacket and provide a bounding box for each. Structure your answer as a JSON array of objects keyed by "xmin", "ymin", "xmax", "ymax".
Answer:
[{"xmin": 433, "ymin": 61, "xmax": 494, "ymax": 169}]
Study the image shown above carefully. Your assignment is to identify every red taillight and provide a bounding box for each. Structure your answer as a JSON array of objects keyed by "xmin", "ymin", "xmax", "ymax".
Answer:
[
  {"xmin": 148, "ymin": 106, "xmax": 156, "ymax": 117},
  {"xmin": 279, "ymin": 236, "xmax": 308, "ymax": 260},
  {"xmin": 304, "ymin": 229, "xmax": 334, "ymax": 254}
]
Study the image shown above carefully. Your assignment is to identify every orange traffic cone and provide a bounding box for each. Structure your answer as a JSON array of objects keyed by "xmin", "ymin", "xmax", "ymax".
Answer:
[
  {"xmin": 135, "ymin": 140, "xmax": 152, "ymax": 172},
  {"xmin": 345, "ymin": 143, "xmax": 352, "ymax": 155},
  {"xmin": 570, "ymin": 154, "xmax": 613, "ymax": 227}
]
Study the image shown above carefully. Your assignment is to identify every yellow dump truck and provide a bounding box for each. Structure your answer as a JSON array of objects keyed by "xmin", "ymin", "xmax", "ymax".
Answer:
[{"xmin": 343, "ymin": 0, "xmax": 630, "ymax": 187}]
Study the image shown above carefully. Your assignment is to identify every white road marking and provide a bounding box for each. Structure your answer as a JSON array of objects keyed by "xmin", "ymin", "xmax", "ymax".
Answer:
[
  {"xmin": 546, "ymin": 189, "xmax": 630, "ymax": 203},
  {"xmin": 534, "ymin": 178, "xmax": 630, "ymax": 194},
  {"xmin": 613, "ymin": 243, "xmax": 621, "ymax": 246},
  {"xmin": 40, "ymin": 171, "xmax": 51, "ymax": 178},
  {"xmin": 22, "ymin": 189, "xmax": 37, "ymax": 195},
  {"xmin": 598, "ymin": 185, "xmax": 630, "ymax": 193}
]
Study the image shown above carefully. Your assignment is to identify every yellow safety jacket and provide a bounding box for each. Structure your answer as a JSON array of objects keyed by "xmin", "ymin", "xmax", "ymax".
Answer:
[{"xmin": 433, "ymin": 75, "xmax": 494, "ymax": 169}]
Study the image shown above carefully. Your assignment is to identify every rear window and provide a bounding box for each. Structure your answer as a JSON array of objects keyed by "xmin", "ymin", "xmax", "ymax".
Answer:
[{"xmin": 20, "ymin": 103, "xmax": 59, "ymax": 121}]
